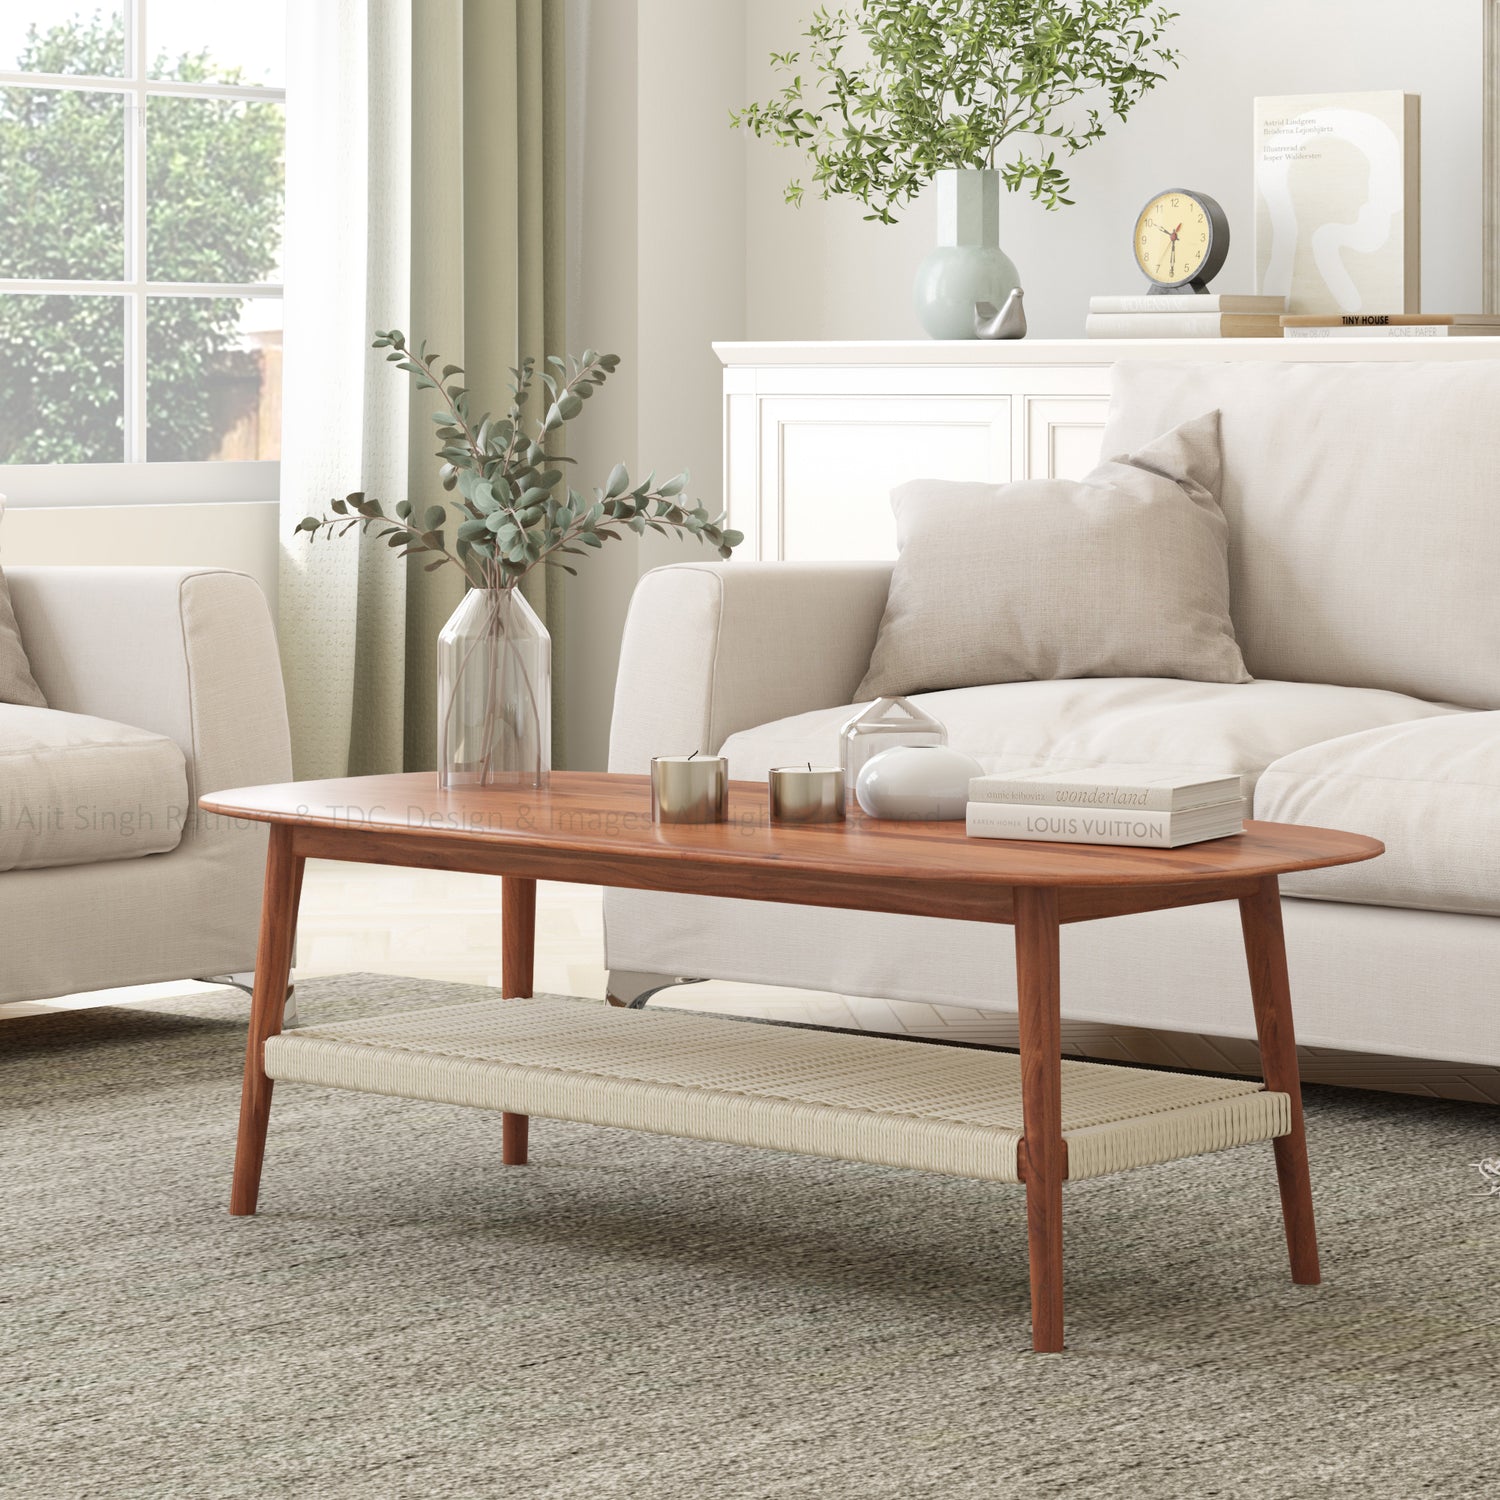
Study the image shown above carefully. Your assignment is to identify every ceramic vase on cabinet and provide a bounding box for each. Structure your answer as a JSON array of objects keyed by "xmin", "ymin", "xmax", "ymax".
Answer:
[
  {"xmin": 912, "ymin": 168, "xmax": 1022, "ymax": 340},
  {"xmin": 436, "ymin": 587, "xmax": 550, "ymax": 790}
]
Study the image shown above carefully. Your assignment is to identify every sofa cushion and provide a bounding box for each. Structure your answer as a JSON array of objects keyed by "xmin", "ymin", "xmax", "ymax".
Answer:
[
  {"xmin": 1257, "ymin": 713, "xmax": 1500, "ymax": 916},
  {"xmin": 720, "ymin": 677, "xmax": 1461, "ymax": 798},
  {"xmin": 0, "ymin": 501, "xmax": 46, "ymax": 708},
  {"xmin": 1100, "ymin": 359, "xmax": 1500, "ymax": 709},
  {"xmin": 855, "ymin": 412, "xmax": 1249, "ymax": 700},
  {"xmin": 0, "ymin": 706, "xmax": 187, "ymax": 871}
]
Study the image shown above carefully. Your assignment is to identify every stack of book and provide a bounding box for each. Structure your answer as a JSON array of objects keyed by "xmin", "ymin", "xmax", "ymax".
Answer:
[
  {"xmin": 1282, "ymin": 313, "xmax": 1500, "ymax": 339},
  {"xmin": 1085, "ymin": 294, "xmax": 1286, "ymax": 340},
  {"xmin": 966, "ymin": 765, "xmax": 1246, "ymax": 849}
]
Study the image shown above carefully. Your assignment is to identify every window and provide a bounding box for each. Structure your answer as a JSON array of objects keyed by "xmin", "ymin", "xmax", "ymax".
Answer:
[{"xmin": 0, "ymin": 2, "xmax": 284, "ymax": 501}]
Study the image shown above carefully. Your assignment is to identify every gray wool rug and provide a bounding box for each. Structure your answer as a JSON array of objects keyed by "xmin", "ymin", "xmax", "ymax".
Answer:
[{"xmin": 2, "ymin": 974, "xmax": 1497, "ymax": 1500}]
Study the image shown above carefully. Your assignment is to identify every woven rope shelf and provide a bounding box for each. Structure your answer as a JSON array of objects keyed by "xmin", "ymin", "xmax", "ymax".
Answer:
[{"xmin": 264, "ymin": 996, "xmax": 1290, "ymax": 1183}]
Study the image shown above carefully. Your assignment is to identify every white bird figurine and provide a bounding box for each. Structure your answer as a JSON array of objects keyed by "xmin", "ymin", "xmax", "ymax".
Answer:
[{"xmin": 974, "ymin": 288, "xmax": 1026, "ymax": 339}]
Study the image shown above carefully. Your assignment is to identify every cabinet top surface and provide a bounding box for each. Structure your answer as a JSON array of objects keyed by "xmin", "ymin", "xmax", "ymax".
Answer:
[
  {"xmin": 713, "ymin": 338, "xmax": 1500, "ymax": 367},
  {"xmin": 201, "ymin": 772, "xmax": 1381, "ymax": 890}
]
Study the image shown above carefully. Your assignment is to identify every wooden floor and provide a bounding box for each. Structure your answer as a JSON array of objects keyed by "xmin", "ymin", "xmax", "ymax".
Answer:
[{"xmin": 5, "ymin": 860, "xmax": 1500, "ymax": 1104}]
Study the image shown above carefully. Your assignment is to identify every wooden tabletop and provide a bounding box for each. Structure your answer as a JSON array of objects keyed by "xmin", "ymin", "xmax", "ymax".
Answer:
[{"xmin": 202, "ymin": 772, "xmax": 1381, "ymax": 925}]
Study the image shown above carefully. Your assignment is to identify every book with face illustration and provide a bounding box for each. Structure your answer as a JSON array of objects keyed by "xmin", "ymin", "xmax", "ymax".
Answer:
[{"xmin": 1254, "ymin": 91, "xmax": 1420, "ymax": 316}]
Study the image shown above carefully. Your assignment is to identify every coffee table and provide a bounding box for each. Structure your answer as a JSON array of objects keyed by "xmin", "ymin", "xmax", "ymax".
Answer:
[{"xmin": 201, "ymin": 771, "xmax": 1382, "ymax": 1352}]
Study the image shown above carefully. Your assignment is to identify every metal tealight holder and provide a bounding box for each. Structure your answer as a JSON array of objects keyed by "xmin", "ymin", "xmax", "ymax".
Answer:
[
  {"xmin": 768, "ymin": 763, "xmax": 845, "ymax": 824},
  {"xmin": 651, "ymin": 753, "xmax": 729, "ymax": 824}
]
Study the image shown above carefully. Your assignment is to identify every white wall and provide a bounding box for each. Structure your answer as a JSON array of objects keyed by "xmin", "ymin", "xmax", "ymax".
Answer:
[
  {"xmin": 635, "ymin": 0, "xmax": 746, "ymax": 567},
  {"xmin": 0, "ymin": 501, "xmax": 280, "ymax": 606},
  {"xmin": 561, "ymin": 0, "xmax": 746, "ymax": 771},
  {"xmin": 743, "ymin": 0, "xmax": 1486, "ymax": 339},
  {"xmin": 561, "ymin": 0, "xmax": 644, "ymax": 775}
]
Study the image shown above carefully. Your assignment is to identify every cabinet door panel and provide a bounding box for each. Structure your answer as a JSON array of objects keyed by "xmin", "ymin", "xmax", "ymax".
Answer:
[
  {"xmin": 1023, "ymin": 395, "xmax": 1109, "ymax": 480},
  {"xmin": 761, "ymin": 396, "xmax": 1010, "ymax": 561}
]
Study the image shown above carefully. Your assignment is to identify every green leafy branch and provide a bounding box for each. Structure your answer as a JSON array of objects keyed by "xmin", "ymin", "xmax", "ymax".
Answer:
[
  {"xmin": 297, "ymin": 331, "xmax": 744, "ymax": 589},
  {"xmin": 731, "ymin": 0, "xmax": 1179, "ymax": 223}
]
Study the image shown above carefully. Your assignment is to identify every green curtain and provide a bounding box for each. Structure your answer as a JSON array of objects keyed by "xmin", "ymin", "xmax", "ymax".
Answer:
[
  {"xmin": 403, "ymin": 0, "xmax": 568, "ymax": 772},
  {"xmin": 279, "ymin": 0, "xmax": 566, "ymax": 780}
]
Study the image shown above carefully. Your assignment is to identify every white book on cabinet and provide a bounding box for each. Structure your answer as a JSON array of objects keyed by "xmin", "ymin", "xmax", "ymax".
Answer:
[{"xmin": 1254, "ymin": 91, "xmax": 1420, "ymax": 316}]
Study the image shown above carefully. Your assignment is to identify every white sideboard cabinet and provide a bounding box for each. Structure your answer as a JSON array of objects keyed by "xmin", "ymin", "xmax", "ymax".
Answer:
[{"xmin": 715, "ymin": 338, "xmax": 1500, "ymax": 562}]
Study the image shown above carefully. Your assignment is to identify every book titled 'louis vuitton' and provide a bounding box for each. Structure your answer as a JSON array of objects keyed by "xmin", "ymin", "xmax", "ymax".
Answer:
[{"xmin": 965, "ymin": 801, "xmax": 1245, "ymax": 849}]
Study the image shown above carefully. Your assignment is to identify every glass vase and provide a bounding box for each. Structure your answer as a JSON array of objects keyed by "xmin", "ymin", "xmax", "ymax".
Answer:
[{"xmin": 437, "ymin": 586, "xmax": 551, "ymax": 790}]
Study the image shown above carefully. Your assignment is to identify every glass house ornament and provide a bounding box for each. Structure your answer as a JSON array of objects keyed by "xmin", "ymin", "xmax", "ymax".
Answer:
[
  {"xmin": 838, "ymin": 695, "xmax": 946, "ymax": 799},
  {"xmin": 437, "ymin": 587, "xmax": 551, "ymax": 790}
]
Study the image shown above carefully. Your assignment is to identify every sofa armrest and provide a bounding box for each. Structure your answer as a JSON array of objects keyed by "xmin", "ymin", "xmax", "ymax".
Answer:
[
  {"xmin": 608, "ymin": 560, "xmax": 893, "ymax": 772},
  {"xmin": 6, "ymin": 567, "xmax": 292, "ymax": 809}
]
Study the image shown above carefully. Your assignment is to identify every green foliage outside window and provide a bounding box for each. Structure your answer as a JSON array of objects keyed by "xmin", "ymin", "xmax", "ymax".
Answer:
[{"xmin": 0, "ymin": 13, "xmax": 284, "ymax": 463}]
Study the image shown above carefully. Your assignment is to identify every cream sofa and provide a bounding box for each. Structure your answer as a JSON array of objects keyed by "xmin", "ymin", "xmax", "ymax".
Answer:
[
  {"xmin": 0, "ymin": 567, "xmax": 291, "ymax": 1006},
  {"xmin": 604, "ymin": 358, "xmax": 1500, "ymax": 1069}
]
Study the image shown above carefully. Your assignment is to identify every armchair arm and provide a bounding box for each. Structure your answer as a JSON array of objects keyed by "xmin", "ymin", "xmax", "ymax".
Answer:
[
  {"xmin": 608, "ymin": 560, "xmax": 893, "ymax": 772},
  {"xmin": 6, "ymin": 567, "xmax": 292, "ymax": 808}
]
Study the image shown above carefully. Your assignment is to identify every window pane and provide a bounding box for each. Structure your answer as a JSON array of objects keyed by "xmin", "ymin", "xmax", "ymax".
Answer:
[
  {"xmin": 0, "ymin": 85, "xmax": 125, "ymax": 279},
  {"xmin": 148, "ymin": 2, "xmax": 284, "ymax": 87},
  {"xmin": 148, "ymin": 296, "xmax": 281, "ymax": 461},
  {"xmin": 0, "ymin": 294, "xmax": 125, "ymax": 463},
  {"xmin": 146, "ymin": 95, "xmax": 284, "ymax": 284},
  {"xmin": 0, "ymin": 5, "xmax": 125, "ymax": 77}
]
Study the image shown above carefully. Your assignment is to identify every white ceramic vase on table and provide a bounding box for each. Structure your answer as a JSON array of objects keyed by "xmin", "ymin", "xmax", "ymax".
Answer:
[{"xmin": 855, "ymin": 744, "xmax": 985, "ymax": 821}]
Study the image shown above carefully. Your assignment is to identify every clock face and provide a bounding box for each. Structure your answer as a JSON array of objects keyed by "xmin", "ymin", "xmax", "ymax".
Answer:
[{"xmin": 1134, "ymin": 190, "xmax": 1215, "ymax": 286}]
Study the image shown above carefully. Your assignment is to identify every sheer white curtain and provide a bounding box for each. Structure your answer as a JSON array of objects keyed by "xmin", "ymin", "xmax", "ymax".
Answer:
[{"xmin": 281, "ymin": 0, "xmax": 417, "ymax": 778}]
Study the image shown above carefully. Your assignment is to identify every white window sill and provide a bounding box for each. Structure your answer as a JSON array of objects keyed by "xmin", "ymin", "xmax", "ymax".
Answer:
[{"xmin": 0, "ymin": 461, "xmax": 278, "ymax": 508}]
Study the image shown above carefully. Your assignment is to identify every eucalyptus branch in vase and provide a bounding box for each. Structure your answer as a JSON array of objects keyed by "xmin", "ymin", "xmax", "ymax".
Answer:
[
  {"xmin": 297, "ymin": 330, "xmax": 743, "ymax": 586},
  {"xmin": 297, "ymin": 331, "xmax": 745, "ymax": 788}
]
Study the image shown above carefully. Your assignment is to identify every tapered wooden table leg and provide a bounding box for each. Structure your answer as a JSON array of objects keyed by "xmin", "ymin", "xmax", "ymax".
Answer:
[
  {"xmin": 1240, "ymin": 876, "xmax": 1320, "ymax": 1285},
  {"xmin": 230, "ymin": 824, "xmax": 303, "ymax": 1216},
  {"xmin": 502, "ymin": 1111, "xmax": 529, "ymax": 1165},
  {"xmin": 1015, "ymin": 886, "xmax": 1064, "ymax": 1353},
  {"xmin": 501, "ymin": 875, "xmax": 537, "ymax": 1166}
]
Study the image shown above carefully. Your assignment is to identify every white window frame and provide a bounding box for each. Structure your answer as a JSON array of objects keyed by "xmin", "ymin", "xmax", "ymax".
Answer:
[{"xmin": 0, "ymin": 0, "xmax": 283, "ymax": 506}]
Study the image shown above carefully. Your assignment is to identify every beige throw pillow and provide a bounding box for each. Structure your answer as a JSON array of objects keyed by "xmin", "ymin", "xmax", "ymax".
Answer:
[
  {"xmin": 0, "ymin": 498, "xmax": 47, "ymax": 708},
  {"xmin": 854, "ymin": 411, "xmax": 1249, "ymax": 701}
]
